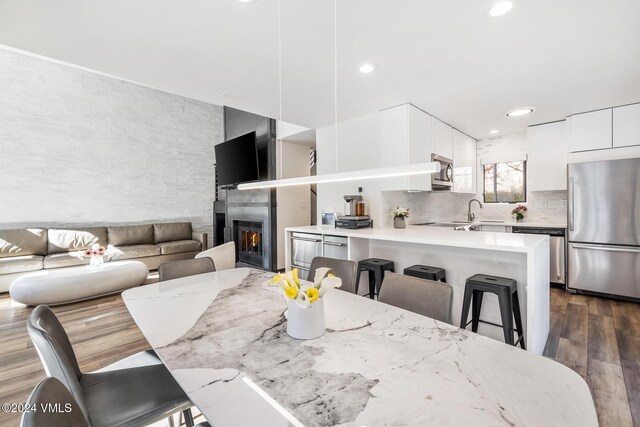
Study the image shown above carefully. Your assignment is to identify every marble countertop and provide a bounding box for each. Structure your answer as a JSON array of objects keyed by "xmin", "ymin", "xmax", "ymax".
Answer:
[
  {"xmin": 286, "ymin": 225, "xmax": 548, "ymax": 254},
  {"xmin": 122, "ymin": 268, "xmax": 596, "ymax": 427}
]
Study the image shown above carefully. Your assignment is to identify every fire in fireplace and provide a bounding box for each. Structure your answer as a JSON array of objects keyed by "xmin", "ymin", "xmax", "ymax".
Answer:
[{"xmin": 236, "ymin": 221, "xmax": 264, "ymax": 267}]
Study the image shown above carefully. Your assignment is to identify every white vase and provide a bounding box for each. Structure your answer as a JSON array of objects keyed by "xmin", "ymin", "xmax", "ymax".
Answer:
[
  {"xmin": 90, "ymin": 255, "xmax": 104, "ymax": 268},
  {"xmin": 286, "ymin": 297, "xmax": 326, "ymax": 340}
]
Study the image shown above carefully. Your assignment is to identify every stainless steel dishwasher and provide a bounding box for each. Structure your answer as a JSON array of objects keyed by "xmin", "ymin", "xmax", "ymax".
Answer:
[
  {"xmin": 323, "ymin": 235, "xmax": 348, "ymax": 260},
  {"xmin": 290, "ymin": 232, "xmax": 322, "ymax": 280},
  {"xmin": 512, "ymin": 227, "xmax": 566, "ymax": 286}
]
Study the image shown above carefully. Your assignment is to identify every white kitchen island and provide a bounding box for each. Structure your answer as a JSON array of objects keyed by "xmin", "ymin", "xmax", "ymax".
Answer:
[{"xmin": 285, "ymin": 225, "xmax": 550, "ymax": 355}]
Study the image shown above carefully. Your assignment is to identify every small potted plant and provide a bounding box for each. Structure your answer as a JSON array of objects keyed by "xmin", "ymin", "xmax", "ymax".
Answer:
[
  {"xmin": 83, "ymin": 244, "xmax": 106, "ymax": 268},
  {"xmin": 512, "ymin": 205, "xmax": 528, "ymax": 222},
  {"xmin": 269, "ymin": 267, "xmax": 342, "ymax": 340},
  {"xmin": 390, "ymin": 206, "xmax": 410, "ymax": 229}
]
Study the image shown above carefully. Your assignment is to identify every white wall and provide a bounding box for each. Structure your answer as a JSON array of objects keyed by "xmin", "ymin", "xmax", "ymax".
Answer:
[
  {"xmin": 316, "ymin": 112, "xmax": 382, "ymax": 225},
  {"xmin": 276, "ymin": 140, "xmax": 311, "ymax": 268},
  {"xmin": 0, "ymin": 48, "xmax": 223, "ymax": 246}
]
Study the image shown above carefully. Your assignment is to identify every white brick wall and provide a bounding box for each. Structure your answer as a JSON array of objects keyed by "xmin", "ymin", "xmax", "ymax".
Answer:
[{"xmin": 0, "ymin": 49, "xmax": 223, "ymax": 247}]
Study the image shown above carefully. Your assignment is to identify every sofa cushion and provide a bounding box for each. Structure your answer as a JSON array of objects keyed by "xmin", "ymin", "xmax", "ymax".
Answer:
[
  {"xmin": 108, "ymin": 245, "xmax": 161, "ymax": 261},
  {"xmin": 48, "ymin": 227, "xmax": 108, "ymax": 254},
  {"xmin": 44, "ymin": 252, "xmax": 92, "ymax": 269},
  {"xmin": 0, "ymin": 229, "xmax": 48, "ymax": 258},
  {"xmin": 107, "ymin": 225, "xmax": 154, "ymax": 246},
  {"xmin": 156, "ymin": 240, "xmax": 202, "ymax": 255},
  {"xmin": 0, "ymin": 255, "xmax": 44, "ymax": 275},
  {"xmin": 153, "ymin": 222, "xmax": 192, "ymax": 244}
]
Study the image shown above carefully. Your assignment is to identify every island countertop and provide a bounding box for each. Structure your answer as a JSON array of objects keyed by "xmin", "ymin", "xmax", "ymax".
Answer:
[
  {"xmin": 285, "ymin": 224, "xmax": 551, "ymax": 355},
  {"xmin": 286, "ymin": 225, "xmax": 549, "ymax": 253}
]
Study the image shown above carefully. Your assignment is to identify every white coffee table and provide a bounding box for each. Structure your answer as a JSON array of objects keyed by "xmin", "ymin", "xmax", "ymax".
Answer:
[{"xmin": 10, "ymin": 260, "xmax": 149, "ymax": 306}]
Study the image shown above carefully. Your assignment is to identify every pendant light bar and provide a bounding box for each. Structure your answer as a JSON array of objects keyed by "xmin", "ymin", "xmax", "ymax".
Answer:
[{"xmin": 237, "ymin": 161, "xmax": 441, "ymax": 190}]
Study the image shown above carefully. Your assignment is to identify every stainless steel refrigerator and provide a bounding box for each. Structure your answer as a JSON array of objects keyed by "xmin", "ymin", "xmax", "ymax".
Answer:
[{"xmin": 567, "ymin": 158, "xmax": 640, "ymax": 299}]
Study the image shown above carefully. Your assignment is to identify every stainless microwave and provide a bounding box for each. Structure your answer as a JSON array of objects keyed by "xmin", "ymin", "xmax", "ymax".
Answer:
[{"xmin": 431, "ymin": 154, "xmax": 453, "ymax": 190}]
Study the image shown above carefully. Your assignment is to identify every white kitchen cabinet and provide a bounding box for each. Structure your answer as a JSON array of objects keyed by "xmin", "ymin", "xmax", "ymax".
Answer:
[
  {"xmin": 452, "ymin": 129, "xmax": 476, "ymax": 194},
  {"xmin": 527, "ymin": 121, "xmax": 567, "ymax": 191},
  {"xmin": 432, "ymin": 117, "xmax": 453, "ymax": 159},
  {"xmin": 380, "ymin": 104, "xmax": 432, "ymax": 191},
  {"xmin": 613, "ymin": 103, "xmax": 640, "ymax": 148},
  {"xmin": 568, "ymin": 109, "xmax": 612, "ymax": 152}
]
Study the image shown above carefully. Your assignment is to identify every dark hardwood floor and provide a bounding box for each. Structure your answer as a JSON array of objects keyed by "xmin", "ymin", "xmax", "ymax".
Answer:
[
  {"xmin": 0, "ymin": 287, "xmax": 638, "ymax": 426},
  {"xmin": 545, "ymin": 288, "xmax": 639, "ymax": 427}
]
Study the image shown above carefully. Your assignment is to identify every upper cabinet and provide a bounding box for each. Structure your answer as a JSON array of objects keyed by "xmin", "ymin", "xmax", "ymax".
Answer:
[
  {"xmin": 380, "ymin": 104, "xmax": 432, "ymax": 191},
  {"xmin": 568, "ymin": 109, "xmax": 612, "ymax": 152},
  {"xmin": 527, "ymin": 121, "xmax": 567, "ymax": 191},
  {"xmin": 613, "ymin": 103, "xmax": 640, "ymax": 148},
  {"xmin": 452, "ymin": 129, "xmax": 476, "ymax": 194},
  {"xmin": 432, "ymin": 117, "xmax": 453, "ymax": 159}
]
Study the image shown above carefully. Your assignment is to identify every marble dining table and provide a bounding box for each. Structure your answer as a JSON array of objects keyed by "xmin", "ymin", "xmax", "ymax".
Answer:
[{"xmin": 122, "ymin": 267, "xmax": 597, "ymax": 427}]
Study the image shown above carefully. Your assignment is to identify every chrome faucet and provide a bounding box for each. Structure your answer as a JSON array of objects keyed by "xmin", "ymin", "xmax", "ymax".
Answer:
[{"xmin": 468, "ymin": 199, "xmax": 483, "ymax": 222}]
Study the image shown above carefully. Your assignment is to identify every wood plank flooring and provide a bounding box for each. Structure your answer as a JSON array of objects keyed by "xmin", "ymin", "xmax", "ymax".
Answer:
[
  {"xmin": 0, "ymin": 287, "xmax": 638, "ymax": 426},
  {"xmin": 545, "ymin": 288, "xmax": 640, "ymax": 427}
]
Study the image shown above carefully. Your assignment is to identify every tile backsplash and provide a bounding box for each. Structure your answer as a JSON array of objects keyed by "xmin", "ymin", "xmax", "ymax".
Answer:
[{"xmin": 381, "ymin": 190, "xmax": 567, "ymax": 227}]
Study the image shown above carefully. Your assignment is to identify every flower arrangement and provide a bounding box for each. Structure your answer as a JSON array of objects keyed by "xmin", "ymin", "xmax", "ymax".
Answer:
[
  {"xmin": 512, "ymin": 205, "xmax": 528, "ymax": 222},
  {"xmin": 270, "ymin": 267, "xmax": 342, "ymax": 309},
  {"xmin": 83, "ymin": 244, "xmax": 105, "ymax": 258},
  {"xmin": 390, "ymin": 206, "xmax": 410, "ymax": 219},
  {"xmin": 83, "ymin": 244, "xmax": 105, "ymax": 268}
]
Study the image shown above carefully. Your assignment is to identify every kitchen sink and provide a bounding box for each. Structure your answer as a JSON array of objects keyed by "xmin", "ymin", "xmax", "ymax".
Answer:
[{"xmin": 479, "ymin": 220, "xmax": 505, "ymax": 223}]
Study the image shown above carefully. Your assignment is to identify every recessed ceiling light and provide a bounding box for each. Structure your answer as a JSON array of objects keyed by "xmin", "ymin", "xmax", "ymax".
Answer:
[
  {"xmin": 488, "ymin": 129, "xmax": 500, "ymax": 134},
  {"xmin": 237, "ymin": 0, "xmax": 259, "ymax": 4},
  {"xmin": 506, "ymin": 107, "xmax": 535, "ymax": 117},
  {"xmin": 359, "ymin": 63, "xmax": 377, "ymax": 74},
  {"xmin": 489, "ymin": 1, "xmax": 514, "ymax": 17}
]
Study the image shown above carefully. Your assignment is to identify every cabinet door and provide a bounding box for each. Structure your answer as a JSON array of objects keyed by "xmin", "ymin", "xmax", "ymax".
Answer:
[
  {"xmin": 613, "ymin": 103, "xmax": 640, "ymax": 148},
  {"xmin": 527, "ymin": 121, "xmax": 567, "ymax": 191},
  {"xmin": 380, "ymin": 105, "xmax": 410, "ymax": 191},
  {"xmin": 407, "ymin": 105, "xmax": 432, "ymax": 191},
  {"xmin": 568, "ymin": 109, "xmax": 612, "ymax": 152},
  {"xmin": 452, "ymin": 129, "xmax": 476, "ymax": 193},
  {"xmin": 432, "ymin": 117, "xmax": 453, "ymax": 159}
]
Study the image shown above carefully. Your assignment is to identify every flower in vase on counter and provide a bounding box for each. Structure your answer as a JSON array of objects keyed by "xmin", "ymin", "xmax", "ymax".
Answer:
[
  {"xmin": 269, "ymin": 267, "xmax": 342, "ymax": 308},
  {"xmin": 512, "ymin": 205, "xmax": 528, "ymax": 222},
  {"xmin": 390, "ymin": 206, "xmax": 410, "ymax": 219}
]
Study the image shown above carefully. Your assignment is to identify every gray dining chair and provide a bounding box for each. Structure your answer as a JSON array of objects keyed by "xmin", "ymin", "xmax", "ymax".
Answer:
[
  {"xmin": 308, "ymin": 257, "xmax": 358, "ymax": 294},
  {"xmin": 27, "ymin": 304, "xmax": 197, "ymax": 427},
  {"xmin": 158, "ymin": 257, "xmax": 215, "ymax": 282},
  {"xmin": 378, "ymin": 272, "xmax": 453, "ymax": 324},
  {"xmin": 21, "ymin": 377, "xmax": 88, "ymax": 427}
]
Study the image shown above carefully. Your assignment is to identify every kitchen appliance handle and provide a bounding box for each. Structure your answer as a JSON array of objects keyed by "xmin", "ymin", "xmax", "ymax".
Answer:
[
  {"xmin": 290, "ymin": 263, "xmax": 310, "ymax": 271},
  {"xmin": 568, "ymin": 177, "xmax": 575, "ymax": 231},
  {"xmin": 571, "ymin": 243, "xmax": 640, "ymax": 254},
  {"xmin": 323, "ymin": 242, "xmax": 346, "ymax": 247},
  {"xmin": 291, "ymin": 237, "xmax": 322, "ymax": 243}
]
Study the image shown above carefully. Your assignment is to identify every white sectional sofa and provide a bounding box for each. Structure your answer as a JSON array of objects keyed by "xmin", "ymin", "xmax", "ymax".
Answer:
[{"xmin": 0, "ymin": 222, "xmax": 207, "ymax": 293}]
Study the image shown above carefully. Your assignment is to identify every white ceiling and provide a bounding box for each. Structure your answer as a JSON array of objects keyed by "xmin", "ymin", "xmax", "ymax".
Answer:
[{"xmin": 1, "ymin": 0, "xmax": 639, "ymax": 139}]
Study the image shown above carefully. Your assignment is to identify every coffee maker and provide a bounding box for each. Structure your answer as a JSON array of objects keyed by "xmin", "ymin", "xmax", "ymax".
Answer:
[{"xmin": 336, "ymin": 193, "xmax": 373, "ymax": 229}]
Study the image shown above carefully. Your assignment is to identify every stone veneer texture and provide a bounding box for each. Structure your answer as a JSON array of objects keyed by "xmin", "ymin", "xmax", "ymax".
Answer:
[
  {"xmin": 0, "ymin": 49, "xmax": 223, "ymax": 247},
  {"xmin": 381, "ymin": 190, "xmax": 567, "ymax": 227}
]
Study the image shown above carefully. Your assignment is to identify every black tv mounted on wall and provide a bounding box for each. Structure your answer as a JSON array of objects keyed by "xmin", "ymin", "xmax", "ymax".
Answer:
[{"xmin": 215, "ymin": 131, "xmax": 260, "ymax": 187}]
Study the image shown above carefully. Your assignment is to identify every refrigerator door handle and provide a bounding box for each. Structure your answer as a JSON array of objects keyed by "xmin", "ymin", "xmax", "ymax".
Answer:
[
  {"xmin": 568, "ymin": 177, "xmax": 574, "ymax": 232},
  {"xmin": 571, "ymin": 243, "xmax": 640, "ymax": 254}
]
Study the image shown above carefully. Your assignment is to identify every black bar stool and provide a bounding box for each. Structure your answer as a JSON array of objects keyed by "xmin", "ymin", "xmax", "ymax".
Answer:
[
  {"xmin": 403, "ymin": 265, "xmax": 447, "ymax": 283},
  {"xmin": 460, "ymin": 274, "xmax": 525, "ymax": 349},
  {"xmin": 355, "ymin": 258, "xmax": 395, "ymax": 299}
]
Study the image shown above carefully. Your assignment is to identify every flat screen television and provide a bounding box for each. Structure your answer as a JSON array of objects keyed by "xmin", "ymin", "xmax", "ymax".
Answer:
[{"xmin": 215, "ymin": 132, "xmax": 260, "ymax": 187}]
